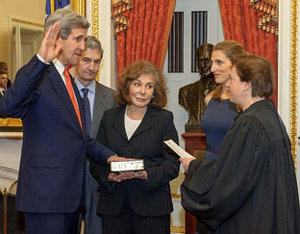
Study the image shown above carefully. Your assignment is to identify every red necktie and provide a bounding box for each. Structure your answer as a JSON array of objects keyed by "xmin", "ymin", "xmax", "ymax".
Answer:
[{"xmin": 63, "ymin": 69, "xmax": 83, "ymax": 130}]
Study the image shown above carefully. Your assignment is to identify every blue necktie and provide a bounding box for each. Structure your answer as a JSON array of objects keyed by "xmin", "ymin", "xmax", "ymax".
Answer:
[{"xmin": 81, "ymin": 88, "xmax": 92, "ymax": 134}]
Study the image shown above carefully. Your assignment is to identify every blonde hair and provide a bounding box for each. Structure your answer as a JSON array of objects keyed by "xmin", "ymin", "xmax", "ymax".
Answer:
[
  {"xmin": 213, "ymin": 40, "xmax": 247, "ymax": 65},
  {"xmin": 212, "ymin": 40, "xmax": 247, "ymax": 100}
]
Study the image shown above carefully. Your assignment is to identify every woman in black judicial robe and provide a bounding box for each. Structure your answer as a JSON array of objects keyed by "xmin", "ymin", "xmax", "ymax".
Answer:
[{"xmin": 180, "ymin": 55, "xmax": 300, "ymax": 234}]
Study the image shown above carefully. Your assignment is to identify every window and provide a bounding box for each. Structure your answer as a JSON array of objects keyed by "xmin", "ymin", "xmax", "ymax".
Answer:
[
  {"xmin": 168, "ymin": 12, "xmax": 184, "ymax": 73},
  {"xmin": 191, "ymin": 11, "xmax": 208, "ymax": 72}
]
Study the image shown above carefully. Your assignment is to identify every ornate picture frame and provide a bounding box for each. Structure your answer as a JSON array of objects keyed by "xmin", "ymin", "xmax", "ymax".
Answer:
[
  {"xmin": 0, "ymin": 118, "xmax": 22, "ymax": 132},
  {"xmin": 289, "ymin": 0, "xmax": 298, "ymax": 165}
]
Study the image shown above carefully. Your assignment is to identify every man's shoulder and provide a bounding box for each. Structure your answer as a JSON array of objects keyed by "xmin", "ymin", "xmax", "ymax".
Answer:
[
  {"xmin": 96, "ymin": 82, "xmax": 116, "ymax": 94},
  {"xmin": 103, "ymin": 105, "xmax": 122, "ymax": 117}
]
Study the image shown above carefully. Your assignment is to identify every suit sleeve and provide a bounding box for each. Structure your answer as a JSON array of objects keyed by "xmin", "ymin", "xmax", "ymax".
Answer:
[
  {"xmin": 181, "ymin": 116, "xmax": 268, "ymax": 231},
  {"xmin": 143, "ymin": 111, "xmax": 180, "ymax": 191},
  {"xmin": 85, "ymin": 133, "xmax": 115, "ymax": 165},
  {"xmin": 90, "ymin": 112, "xmax": 115, "ymax": 192},
  {"xmin": 1, "ymin": 55, "xmax": 49, "ymax": 118}
]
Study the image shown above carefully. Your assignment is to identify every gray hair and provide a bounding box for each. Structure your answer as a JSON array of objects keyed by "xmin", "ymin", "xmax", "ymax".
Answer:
[
  {"xmin": 45, "ymin": 8, "xmax": 90, "ymax": 39},
  {"xmin": 85, "ymin": 36, "xmax": 104, "ymax": 60}
]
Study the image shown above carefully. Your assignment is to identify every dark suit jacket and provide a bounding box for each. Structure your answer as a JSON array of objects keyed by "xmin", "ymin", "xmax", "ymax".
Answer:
[
  {"xmin": 90, "ymin": 105, "xmax": 180, "ymax": 216},
  {"xmin": 0, "ymin": 55, "xmax": 114, "ymax": 213},
  {"xmin": 0, "ymin": 91, "xmax": 5, "ymax": 117}
]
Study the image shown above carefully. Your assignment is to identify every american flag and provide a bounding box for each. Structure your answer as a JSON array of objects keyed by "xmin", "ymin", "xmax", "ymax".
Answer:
[{"xmin": 46, "ymin": 0, "xmax": 70, "ymax": 18}]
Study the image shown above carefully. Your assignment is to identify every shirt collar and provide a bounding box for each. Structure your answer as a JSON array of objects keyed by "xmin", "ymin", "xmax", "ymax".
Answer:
[
  {"xmin": 75, "ymin": 78, "xmax": 96, "ymax": 95},
  {"xmin": 54, "ymin": 59, "xmax": 65, "ymax": 78}
]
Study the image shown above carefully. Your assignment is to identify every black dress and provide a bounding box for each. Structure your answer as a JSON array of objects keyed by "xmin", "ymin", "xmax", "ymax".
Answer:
[{"xmin": 181, "ymin": 99, "xmax": 300, "ymax": 234}]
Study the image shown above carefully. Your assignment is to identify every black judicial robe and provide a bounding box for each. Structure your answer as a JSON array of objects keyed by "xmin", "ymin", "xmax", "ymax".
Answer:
[{"xmin": 181, "ymin": 99, "xmax": 300, "ymax": 234}]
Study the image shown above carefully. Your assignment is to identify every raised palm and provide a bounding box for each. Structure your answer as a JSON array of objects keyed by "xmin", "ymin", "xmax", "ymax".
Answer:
[{"xmin": 38, "ymin": 22, "xmax": 62, "ymax": 63}]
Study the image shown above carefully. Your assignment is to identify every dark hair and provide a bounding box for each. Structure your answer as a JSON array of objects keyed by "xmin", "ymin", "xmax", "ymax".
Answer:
[
  {"xmin": 235, "ymin": 55, "xmax": 274, "ymax": 98},
  {"xmin": 85, "ymin": 36, "xmax": 104, "ymax": 60},
  {"xmin": 117, "ymin": 61, "xmax": 167, "ymax": 108},
  {"xmin": 0, "ymin": 62, "xmax": 8, "ymax": 73},
  {"xmin": 196, "ymin": 43, "xmax": 213, "ymax": 56}
]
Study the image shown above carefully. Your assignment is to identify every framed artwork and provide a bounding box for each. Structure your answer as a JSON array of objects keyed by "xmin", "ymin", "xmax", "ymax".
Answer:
[{"xmin": 0, "ymin": 118, "xmax": 22, "ymax": 132}]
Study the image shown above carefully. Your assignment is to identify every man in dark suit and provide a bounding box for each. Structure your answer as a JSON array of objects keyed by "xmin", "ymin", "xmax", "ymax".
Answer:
[
  {"xmin": 75, "ymin": 36, "xmax": 116, "ymax": 234},
  {"xmin": 0, "ymin": 70, "xmax": 8, "ymax": 97},
  {"xmin": 0, "ymin": 9, "xmax": 122, "ymax": 234},
  {"xmin": 0, "ymin": 70, "xmax": 7, "ymax": 118},
  {"xmin": 0, "ymin": 62, "xmax": 11, "ymax": 89},
  {"xmin": 0, "ymin": 70, "xmax": 8, "ymax": 117}
]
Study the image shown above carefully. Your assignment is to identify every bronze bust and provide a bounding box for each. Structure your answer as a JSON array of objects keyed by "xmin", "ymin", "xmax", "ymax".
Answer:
[{"xmin": 179, "ymin": 43, "xmax": 216, "ymax": 132}]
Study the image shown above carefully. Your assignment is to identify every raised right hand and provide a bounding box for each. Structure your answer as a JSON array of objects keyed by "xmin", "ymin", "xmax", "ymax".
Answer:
[{"xmin": 38, "ymin": 22, "xmax": 62, "ymax": 63}]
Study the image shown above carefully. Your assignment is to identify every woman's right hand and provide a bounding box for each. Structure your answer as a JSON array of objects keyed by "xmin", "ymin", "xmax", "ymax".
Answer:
[
  {"xmin": 179, "ymin": 158, "xmax": 195, "ymax": 174},
  {"xmin": 108, "ymin": 172, "xmax": 133, "ymax": 183}
]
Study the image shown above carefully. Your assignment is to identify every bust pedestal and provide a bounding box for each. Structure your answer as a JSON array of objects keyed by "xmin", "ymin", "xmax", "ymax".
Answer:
[
  {"xmin": 185, "ymin": 123, "xmax": 202, "ymax": 133},
  {"xmin": 181, "ymin": 132, "xmax": 207, "ymax": 234}
]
